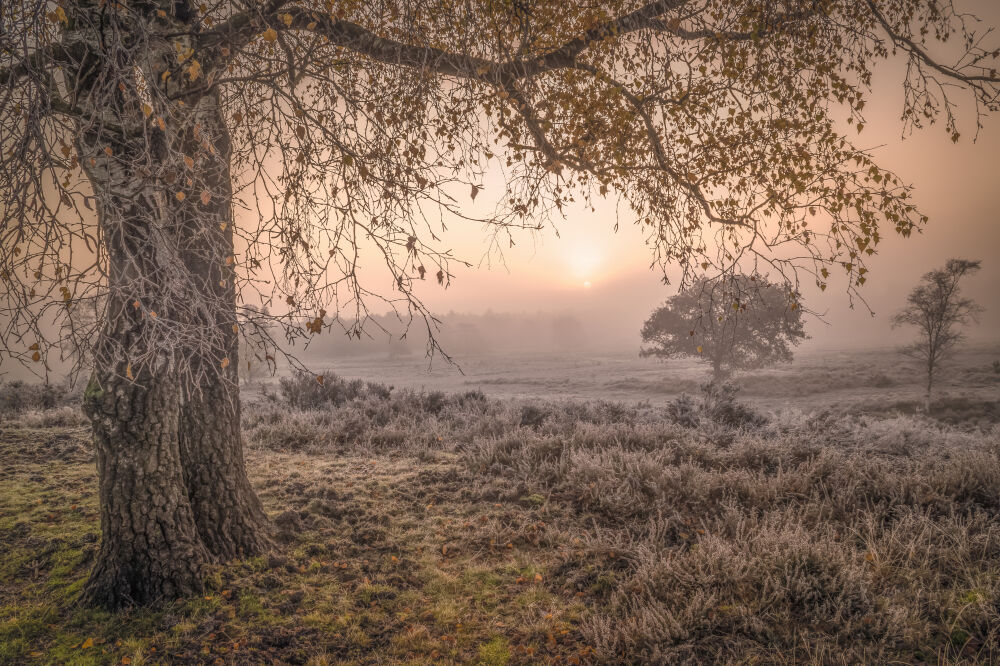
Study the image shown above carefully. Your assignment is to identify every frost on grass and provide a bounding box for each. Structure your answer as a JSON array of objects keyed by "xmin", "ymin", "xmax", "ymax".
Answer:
[
  {"xmin": 241, "ymin": 373, "xmax": 1000, "ymax": 663},
  {"xmin": 2, "ymin": 372, "xmax": 998, "ymax": 663}
]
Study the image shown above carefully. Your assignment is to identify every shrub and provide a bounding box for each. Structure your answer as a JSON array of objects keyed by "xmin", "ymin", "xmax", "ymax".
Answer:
[
  {"xmin": 519, "ymin": 404, "xmax": 548, "ymax": 429},
  {"xmin": 11, "ymin": 405, "xmax": 90, "ymax": 428},
  {"xmin": 663, "ymin": 382, "xmax": 767, "ymax": 430},
  {"xmin": 0, "ymin": 380, "xmax": 77, "ymax": 416},
  {"xmin": 699, "ymin": 381, "xmax": 768, "ymax": 429},
  {"xmin": 665, "ymin": 393, "xmax": 700, "ymax": 428},
  {"xmin": 868, "ymin": 372, "xmax": 895, "ymax": 388},
  {"xmin": 278, "ymin": 371, "xmax": 392, "ymax": 409}
]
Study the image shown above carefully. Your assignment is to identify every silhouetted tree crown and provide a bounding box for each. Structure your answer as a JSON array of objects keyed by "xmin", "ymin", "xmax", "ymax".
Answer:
[{"xmin": 641, "ymin": 276, "xmax": 807, "ymax": 379}]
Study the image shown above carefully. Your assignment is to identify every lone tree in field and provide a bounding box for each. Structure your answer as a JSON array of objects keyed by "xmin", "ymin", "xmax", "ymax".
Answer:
[
  {"xmin": 893, "ymin": 259, "xmax": 983, "ymax": 411},
  {"xmin": 641, "ymin": 275, "xmax": 807, "ymax": 380},
  {"xmin": 2, "ymin": 1, "xmax": 999, "ymax": 607}
]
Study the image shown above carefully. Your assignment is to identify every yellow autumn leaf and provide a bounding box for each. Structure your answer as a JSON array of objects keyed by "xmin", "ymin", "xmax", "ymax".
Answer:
[
  {"xmin": 186, "ymin": 59, "xmax": 201, "ymax": 81},
  {"xmin": 696, "ymin": 346, "xmax": 703, "ymax": 354},
  {"xmin": 220, "ymin": 357, "xmax": 230, "ymax": 369},
  {"xmin": 175, "ymin": 191, "xmax": 185, "ymax": 201},
  {"xmin": 81, "ymin": 637, "xmax": 94, "ymax": 649},
  {"xmin": 280, "ymin": 13, "xmax": 293, "ymax": 27},
  {"xmin": 261, "ymin": 28, "xmax": 277, "ymax": 43},
  {"xmin": 142, "ymin": 103, "xmax": 152, "ymax": 118}
]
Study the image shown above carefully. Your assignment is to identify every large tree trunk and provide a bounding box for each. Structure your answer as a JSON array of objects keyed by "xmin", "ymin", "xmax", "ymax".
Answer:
[
  {"xmin": 72, "ymin": 38, "xmax": 268, "ymax": 604},
  {"xmin": 83, "ymin": 364, "xmax": 211, "ymax": 607},
  {"xmin": 77, "ymin": 122, "xmax": 213, "ymax": 606},
  {"xmin": 175, "ymin": 94, "xmax": 270, "ymax": 560}
]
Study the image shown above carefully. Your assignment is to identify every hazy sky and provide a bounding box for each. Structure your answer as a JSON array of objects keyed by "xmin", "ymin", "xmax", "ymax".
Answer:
[{"xmin": 400, "ymin": 2, "xmax": 1000, "ymax": 351}]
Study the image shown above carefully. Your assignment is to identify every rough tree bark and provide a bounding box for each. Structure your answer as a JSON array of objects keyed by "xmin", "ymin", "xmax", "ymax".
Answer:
[
  {"xmin": 175, "ymin": 95, "xmax": 270, "ymax": 559},
  {"xmin": 83, "ymin": 363, "xmax": 212, "ymax": 606}
]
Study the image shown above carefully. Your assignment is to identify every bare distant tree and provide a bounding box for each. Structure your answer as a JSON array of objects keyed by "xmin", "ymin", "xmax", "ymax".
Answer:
[
  {"xmin": 892, "ymin": 259, "xmax": 983, "ymax": 411},
  {"xmin": 641, "ymin": 275, "xmax": 807, "ymax": 381},
  {"xmin": 2, "ymin": 0, "xmax": 999, "ymax": 607}
]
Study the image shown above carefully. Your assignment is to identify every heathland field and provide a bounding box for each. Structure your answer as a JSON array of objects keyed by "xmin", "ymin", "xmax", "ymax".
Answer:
[
  {"xmin": 305, "ymin": 345, "xmax": 1000, "ymax": 419},
  {"xmin": 1, "ymin": 345, "xmax": 998, "ymax": 664}
]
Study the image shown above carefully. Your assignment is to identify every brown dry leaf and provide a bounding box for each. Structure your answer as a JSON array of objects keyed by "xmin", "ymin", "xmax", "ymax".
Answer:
[
  {"xmin": 220, "ymin": 357, "xmax": 230, "ymax": 369},
  {"xmin": 200, "ymin": 190, "xmax": 211, "ymax": 205},
  {"xmin": 261, "ymin": 28, "xmax": 277, "ymax": 43},
  {"xmin": 175, "ymin": 191, "xmax": 185, "ymax": 201}
]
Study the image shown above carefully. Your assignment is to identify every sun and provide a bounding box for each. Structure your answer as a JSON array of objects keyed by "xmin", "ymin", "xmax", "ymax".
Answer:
[
  {"xmin": 583, "ymin": 280, "xmax": 592, "ymax": 288},
  {"xmin": 566, "ymin": 242, "xmax": 602, "ymax": 283}
]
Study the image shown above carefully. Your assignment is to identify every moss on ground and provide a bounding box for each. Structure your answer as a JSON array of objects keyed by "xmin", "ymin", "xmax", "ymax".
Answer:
[{"xmin": 0, "ymin": 424, "xmax": 591, "ymax": 664}]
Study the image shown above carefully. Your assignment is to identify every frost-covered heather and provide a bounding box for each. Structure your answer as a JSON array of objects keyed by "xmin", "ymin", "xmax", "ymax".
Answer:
[{"xmin": 244, "ymin": 373, "xmax": 1000, "ymax": 663}]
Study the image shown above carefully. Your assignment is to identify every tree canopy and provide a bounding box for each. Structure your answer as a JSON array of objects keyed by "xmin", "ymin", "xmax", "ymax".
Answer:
[
  {"xmin": 640, "ymin": 274, "xmax": 807, "ymax": 378},
  {"xmin": 3, "ymin": 0, "xmax": 999, "ymax": 375}
]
